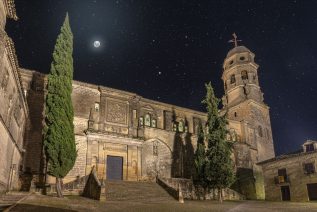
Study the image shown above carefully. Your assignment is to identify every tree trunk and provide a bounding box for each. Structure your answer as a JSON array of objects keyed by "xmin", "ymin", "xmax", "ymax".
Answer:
[
  {"xmin": 218, "ymin": 188, "xmax": 223, "ymax": 203},
  {"xmin": 56, "ymin": 177, "xmax": 63, "ymax": 198},
  {"xmin": 203, "ymin": 187, "xmax": 206, "ymax": 200}
]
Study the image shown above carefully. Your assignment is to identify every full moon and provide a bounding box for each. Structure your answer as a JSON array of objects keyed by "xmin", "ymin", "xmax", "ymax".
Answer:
[{"xmin": 93, "ymin": 40, "xmax": 101, "ymax": 48}]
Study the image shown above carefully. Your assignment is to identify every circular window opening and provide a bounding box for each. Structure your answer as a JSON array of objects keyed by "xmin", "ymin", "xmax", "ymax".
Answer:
[{"xmin": 240, "ymin": 56, "xmax": 245, "ymax": 61}]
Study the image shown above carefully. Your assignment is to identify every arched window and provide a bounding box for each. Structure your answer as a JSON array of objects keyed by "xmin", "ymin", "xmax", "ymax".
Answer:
[
  {"xmin": 178, "ymin": 121, "xmax": 184, "ymax": 132},
  {"xmin": 258, "ymin": 125, "xmax": 263, "ymax": 137},
  {"xmin": 234, "ymin": 112, "xmax": 237, "ymax": 117},
  {"xmin": 151, "ymin": 119, "xmax": 157, "ymax": 128},
  {"xmin": 145, "ymin": 114, "xmax": 151, "ymax": 126},
  {"xmin": 241, "ymin": 70, "xmax": 248, "ymax": 80},
  {"xmin": 139, "ymin": 117, "xmax": 144, "ymax": 126},
  {"xmin": 230, "ymin": 74, "xmax": 236, "ymax": 84}
]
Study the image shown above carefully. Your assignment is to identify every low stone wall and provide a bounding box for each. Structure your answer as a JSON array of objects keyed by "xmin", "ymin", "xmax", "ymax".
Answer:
[
  {"xmin": 158, "ymin": 177, "xmax": 245, "ymax": 200},
  {"xmin": 156, "ymin": 178, "xmax": 178, "ymax": 200},
  {"xmin": 82, "ymin": 167, "xmax": 104, "ymax": 200}
]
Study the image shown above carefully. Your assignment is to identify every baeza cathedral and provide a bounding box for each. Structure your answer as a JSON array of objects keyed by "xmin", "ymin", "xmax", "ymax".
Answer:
[{"xmin": 0, "ymin": 0, "xmax": 274, "ymax": 200}]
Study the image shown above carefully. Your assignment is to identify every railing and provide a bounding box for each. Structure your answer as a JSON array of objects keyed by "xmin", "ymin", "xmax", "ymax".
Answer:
[{"xmin": 274, "ymin": 175, "xmax": 289, "ymax": 184}]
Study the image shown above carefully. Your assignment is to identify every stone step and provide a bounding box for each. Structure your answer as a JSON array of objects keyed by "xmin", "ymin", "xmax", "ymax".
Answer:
[{"xmin": 104, "ymin": 180, "xmax": 175, "ymax": 202}]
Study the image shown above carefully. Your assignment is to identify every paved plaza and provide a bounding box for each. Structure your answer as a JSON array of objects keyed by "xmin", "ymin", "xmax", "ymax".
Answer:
[{"xmin": 6, "ymin": 194, "xmax": 317, "ymax": 212}]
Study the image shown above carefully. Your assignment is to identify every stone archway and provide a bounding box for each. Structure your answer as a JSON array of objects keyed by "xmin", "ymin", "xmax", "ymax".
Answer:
[{"xmin": 142, "ymin": 139, "xmax": 172, "ymax": 180}]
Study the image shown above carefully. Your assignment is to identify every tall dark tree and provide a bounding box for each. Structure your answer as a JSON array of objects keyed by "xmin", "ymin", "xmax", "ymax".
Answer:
[
  {"xmin": 43, "ymin": 13, "xmax": 76, "ymax": 198},
  {"xmin": 193, "ymin": 121, "xmax": 207, "ymax": 198},
  {"xmin": 202, "ymin": 82, "xmax": 235, "ymax": 203}
]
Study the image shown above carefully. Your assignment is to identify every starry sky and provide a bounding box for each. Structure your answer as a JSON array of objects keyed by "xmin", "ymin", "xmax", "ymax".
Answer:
[{"xmin": 6, "ymin": 0, "xmax": 317, "ymax": 156}]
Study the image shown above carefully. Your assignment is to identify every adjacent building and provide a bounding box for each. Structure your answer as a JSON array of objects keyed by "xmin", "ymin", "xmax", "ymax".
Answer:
[
  {"xmin": 0, "ymin": 0, "xmax": 28, "ymax": 193},
  {"xmin": 258, "ymin": 140, "xmax": 317, "ymax": 201}
]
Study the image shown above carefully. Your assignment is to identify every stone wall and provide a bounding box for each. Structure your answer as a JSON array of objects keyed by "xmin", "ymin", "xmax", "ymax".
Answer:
[
  {"xmin": 260, "ymin": 151, "xmax": 317, "ymax": 201},
  {"xmin": 158, "ymin": 177, "xmax": 245, "ymax": 200},
  {"xmin": 82, "ymin": 167, "xmax": 103, "ymax": 200},
  {"xmin": 0, "ymin": 0, "xmax": 28, "ymax": 192},
  {"xmin": 66, "ymin": 135, "xmax": 87, "ymax": 181},
  {"xmin": 20, "ymin": 71, "xmax": 46, "ymax": 175}
]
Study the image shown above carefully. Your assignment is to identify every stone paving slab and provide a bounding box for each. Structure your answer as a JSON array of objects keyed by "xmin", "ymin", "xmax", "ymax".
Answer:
[
  {"xmin": 8, "ymin": 194, "xmax": 317, "ymax": 212},
  {"xmin": 0, "ymin": 192, "xmax": 30, "ymax": 212}
]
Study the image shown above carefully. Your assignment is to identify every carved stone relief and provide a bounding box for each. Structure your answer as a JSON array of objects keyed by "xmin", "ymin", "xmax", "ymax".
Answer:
[
  {"xmin": 103, "ymin": 143, "xmax": 127, "ymax": 152},
  {"xmin": 106, "ymin": 100, "xmax": 128, "ymax": 125},
  {"xmin": 104, "ymin": 125, "xmax": 129, "ymax": 135}
]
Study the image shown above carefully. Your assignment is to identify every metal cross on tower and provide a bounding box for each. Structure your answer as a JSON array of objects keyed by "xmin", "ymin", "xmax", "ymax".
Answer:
[{"xmin": 228, "ymin": 33, "xmax": 242, "ymax": 47}]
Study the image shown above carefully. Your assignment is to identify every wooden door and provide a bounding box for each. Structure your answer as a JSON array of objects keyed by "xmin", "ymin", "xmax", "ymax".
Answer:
[{"xmin": 106, "ymin": 156, "xmax": 123, "ymax": 180}]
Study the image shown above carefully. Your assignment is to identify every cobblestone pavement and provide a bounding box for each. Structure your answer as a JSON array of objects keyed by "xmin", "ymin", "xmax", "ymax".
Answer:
[{"xmin": 8, "ymin": 194, "xmax": 317, "ymax": 212}]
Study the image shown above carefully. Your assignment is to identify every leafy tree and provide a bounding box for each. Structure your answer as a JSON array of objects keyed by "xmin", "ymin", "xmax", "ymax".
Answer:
[
  {"xmin": 193, "ymin": 121, "xmax": 207, "ymax": 199},
  {"xmin": 202, "ymin": 82, "xmax": 235, "ymax": 203},
  {"xmin": 43, "ymin": 13, "xmax": 77, "ymax": 198}
]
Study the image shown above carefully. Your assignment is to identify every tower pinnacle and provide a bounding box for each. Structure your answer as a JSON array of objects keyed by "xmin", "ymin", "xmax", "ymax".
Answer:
[{"xmin": 228, "ymin": 33, "xmax": 242, "ymax": 47}]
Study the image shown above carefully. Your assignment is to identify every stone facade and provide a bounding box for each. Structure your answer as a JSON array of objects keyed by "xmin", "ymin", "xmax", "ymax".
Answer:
[
  {"xmin": 259, "ymin": 140, "xmax": 317, "ymax": 202},
  {"xmin": 20, "ymin": 69, "xmax": 206, "ymax": 184},
  {"xmin": 0, "ymin": 0, "xmax": 28, "ymax": 193},
  {"xmin": 19, "ymin": 44, "xmax": 275, "ymax": 200}
]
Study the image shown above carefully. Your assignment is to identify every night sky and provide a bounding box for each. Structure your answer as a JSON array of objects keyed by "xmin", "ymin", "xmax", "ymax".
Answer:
[{"xmin": 6, "ymin": 0, "xmax": 317, "ymax": 156}]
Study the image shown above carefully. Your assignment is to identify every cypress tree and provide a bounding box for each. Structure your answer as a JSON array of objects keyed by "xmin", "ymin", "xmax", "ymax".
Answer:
[
  {"xmin": 43, "ymin": 13, "xmax": 77, "ymax": 198},
  {"xmin": 202, "ymin": 82, "xmax": 235, "ymax": 203},
  {"xmin": 193, "ymin": 121, "xmax": 207, "ymax": 199}
]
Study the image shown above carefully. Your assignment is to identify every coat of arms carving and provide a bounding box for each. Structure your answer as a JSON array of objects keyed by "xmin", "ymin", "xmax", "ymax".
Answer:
[{"xmin": 106, "ymin": 100, "xmax": 127, "ymax": 125}]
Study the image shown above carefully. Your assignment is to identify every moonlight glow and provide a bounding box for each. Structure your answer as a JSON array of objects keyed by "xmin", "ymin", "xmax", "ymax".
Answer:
[{"xmin": 93, "ymin": 40, "xmax": 101, "ymax": 48}]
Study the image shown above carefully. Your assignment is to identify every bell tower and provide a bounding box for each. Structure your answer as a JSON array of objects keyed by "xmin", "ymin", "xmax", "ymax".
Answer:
[
  {"xmin": 222, "ymin": 34, "xmax": 275, "ymax": 199},
  {"xmin": 223, "ymin": 34, "xmax": 263, "ymax": 108}
]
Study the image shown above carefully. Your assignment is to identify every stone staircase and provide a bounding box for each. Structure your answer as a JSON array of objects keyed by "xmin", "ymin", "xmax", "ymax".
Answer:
[{"xmin": 104, "ymin": 180, "xmax": 176, "ymax": 202}]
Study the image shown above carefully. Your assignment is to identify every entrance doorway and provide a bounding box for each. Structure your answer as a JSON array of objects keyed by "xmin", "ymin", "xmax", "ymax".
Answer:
[
  {"xmin": 307, "ymin": 183, "xmax": 317, "ymax": 201},
  {"xmin": 281, "ymin": 186, "xmax": 291, "ymax": 201},
  {"xmin": 106, "ymin": 156, "xmax": 123, "ymax": 180}
]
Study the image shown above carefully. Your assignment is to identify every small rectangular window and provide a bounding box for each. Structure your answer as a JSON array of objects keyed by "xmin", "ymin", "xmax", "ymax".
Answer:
[
  {"xmin": 153, "ymin": 141, "xmax": 158, "ymax": 156},
  {"xmin": 278, "ymin": 168, "xmax": 287, "ymax": 177},
  {"xmin": 304, "ymin": 163, "xmax": 315, "ymax": 174},
  {"xmin": 305, "ymin": 144, "xmax": 315, "ymax": 152}
]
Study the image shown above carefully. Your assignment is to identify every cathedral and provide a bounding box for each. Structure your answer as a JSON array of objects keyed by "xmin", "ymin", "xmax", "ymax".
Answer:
[{"xmin": 0, "ymin": 0, "xmax": 275, "ymax": 200}]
